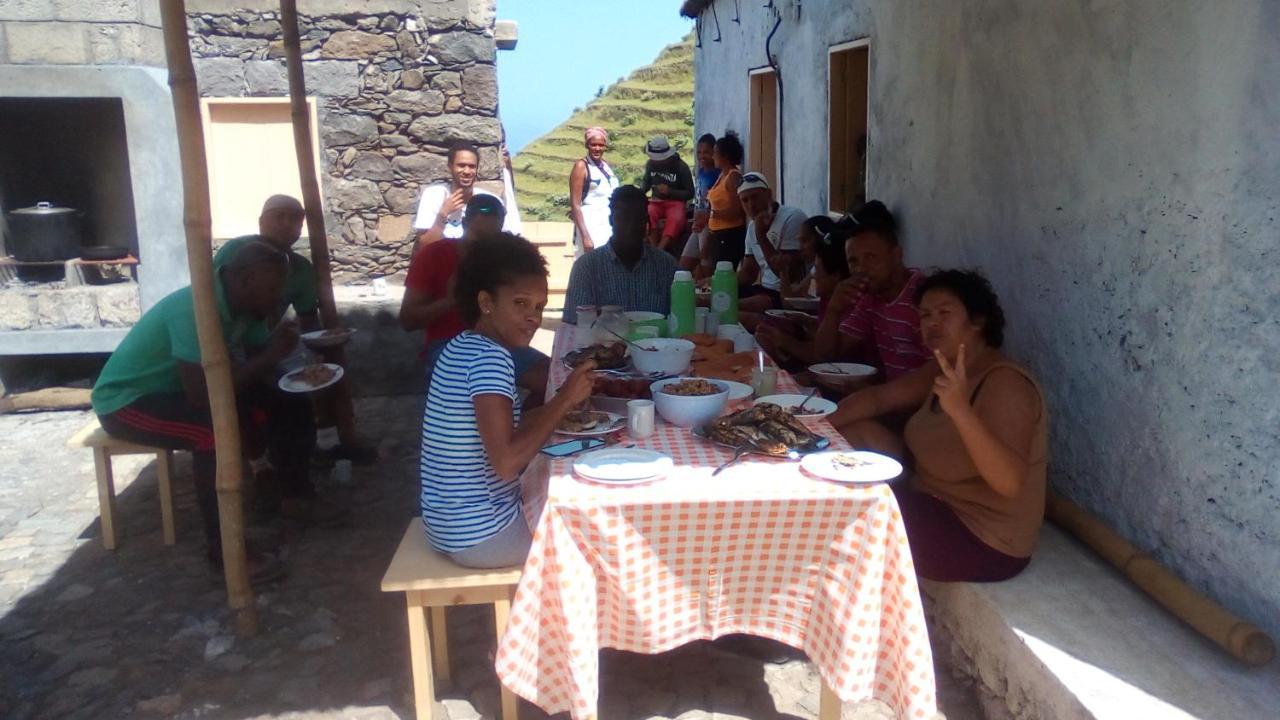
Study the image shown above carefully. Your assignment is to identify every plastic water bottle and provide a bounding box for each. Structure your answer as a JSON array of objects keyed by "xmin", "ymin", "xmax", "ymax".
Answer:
[
  {"xmin": 668, "ymin": 270, "xmax": 696, "ymax": 337},
  {"xmin": 710, "ymin": 260, "xmax": 739, "ymax": 327}
]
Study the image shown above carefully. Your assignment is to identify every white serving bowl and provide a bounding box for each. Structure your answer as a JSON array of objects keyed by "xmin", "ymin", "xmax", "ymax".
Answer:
[
  {"xmin": 807, "ymin": 362, "xmax": 878, "ymax": 392},
  {"xmin": 649, "ymin": 377, "xmax": 730, "ymax": 428},
  {"xmin": 629, "ymin": 338, "xmax": 695, "ymax": 375}
]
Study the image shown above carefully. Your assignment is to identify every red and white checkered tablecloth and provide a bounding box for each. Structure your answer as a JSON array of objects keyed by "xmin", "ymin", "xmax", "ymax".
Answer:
[{"xmin": 494, "ymin": 328, "xmax": 937, "ymax": 719}]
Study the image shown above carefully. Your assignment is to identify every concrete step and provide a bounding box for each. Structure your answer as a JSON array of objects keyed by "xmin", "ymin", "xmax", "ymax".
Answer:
[{"xmin": 924, "ymin": 525, "xmax": 1280, "ymax": 720}]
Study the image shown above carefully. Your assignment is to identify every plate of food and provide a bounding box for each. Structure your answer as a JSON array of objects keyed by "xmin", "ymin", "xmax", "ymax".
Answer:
[
  {"xmin": 783, "ymin": 296, "xmax": 821, "ymax": 313},
  {"xmin": 764, "ymin": 309, "xmax": 815, "ymax": 323},
  {"xmin": 573, "ymin": 448, "xmax": 673, "ymax": 484},
  {"xmin": 754, "ymin": 393, "xmax": 838, "ymax": 419},
  {"xmin": 300, "ymin": 327, "xmax": 356, "ymax": 348},
  {"xmin": 799, "ymin": 451, "xmax": 903, "ymax": 484},
  {"xmin": 695, "ymin": 403, "xmax": 829, "ymax": 457},
  {"xmin": 557, "ymin": 410, "xmax": 626, "ymax": 437},
  {"xmin": 278, "ymin": 363, "xmax": 344, "ymax": 393},
  {"xmin": 564, "ymin": 342, "xmax": 629, "ymax": 370}
]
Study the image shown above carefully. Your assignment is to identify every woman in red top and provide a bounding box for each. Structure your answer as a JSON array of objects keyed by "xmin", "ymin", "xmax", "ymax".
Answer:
[{"xmin": 400, "ymin": 195, "xmax": 549, "ymax": 403}]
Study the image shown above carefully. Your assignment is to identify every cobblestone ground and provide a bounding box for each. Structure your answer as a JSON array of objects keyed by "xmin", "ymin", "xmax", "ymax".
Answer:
[{"xmin": 0, "ymin": 397, "xmax": 981, "ymax": 720}]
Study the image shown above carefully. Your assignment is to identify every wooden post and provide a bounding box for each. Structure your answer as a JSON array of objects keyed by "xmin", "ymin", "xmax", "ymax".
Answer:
[
  {"xmin": 278, "ymin": 0, "xmax": 358, "ymax": 443},
  {"xmin": 159, "ymin": 0, "xmax": 257, "ymax": 637},
  {"xmin": 278, "ymin": 0, "xmax": 338, "ymax": 327}
]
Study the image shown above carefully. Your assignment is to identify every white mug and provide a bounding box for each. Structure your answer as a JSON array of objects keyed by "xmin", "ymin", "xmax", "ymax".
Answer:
[
  {"xmin": 627, "ymin": 399, "xmax": 655, "ymax": 439},
  {"xmin": 716, "ymin": 324, "xmax": 754, "ymax": 352}
]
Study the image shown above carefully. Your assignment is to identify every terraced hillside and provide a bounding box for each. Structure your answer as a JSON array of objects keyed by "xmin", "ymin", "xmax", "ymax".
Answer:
[{"xmin": 512, "ymin": 34, "xmax": 694, "ymax": 221}]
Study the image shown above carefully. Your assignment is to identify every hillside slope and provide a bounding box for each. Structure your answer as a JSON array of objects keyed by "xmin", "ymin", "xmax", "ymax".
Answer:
[{"xmin": 512, "ymin": 34, "xmax": 694, "ymax": 221}]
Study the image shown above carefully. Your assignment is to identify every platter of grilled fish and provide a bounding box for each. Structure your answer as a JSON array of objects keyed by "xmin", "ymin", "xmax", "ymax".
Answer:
[{"xmin": 694, "ymin": 403, "xmax": 829, "ymax": 457}]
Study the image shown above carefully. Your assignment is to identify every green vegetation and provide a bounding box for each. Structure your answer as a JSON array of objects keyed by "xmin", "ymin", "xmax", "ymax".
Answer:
[{"xmin": 513, "ymin": 34, "xmax": 694, "ymax": 222}]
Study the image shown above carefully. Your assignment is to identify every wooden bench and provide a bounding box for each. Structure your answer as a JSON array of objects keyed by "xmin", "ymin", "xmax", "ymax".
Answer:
[
  {"xmin": 381, "ymin": 519, "xmax": 522, "ymax": 720},
  {"xmin": 67, "ymin": 419, "xmax": 176, "ymax": 550}
]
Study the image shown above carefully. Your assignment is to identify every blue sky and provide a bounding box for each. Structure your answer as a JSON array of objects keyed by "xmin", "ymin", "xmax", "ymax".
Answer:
[{"xmin": 497, "ymin": 1, "xmax": 693, "ymax": 153}]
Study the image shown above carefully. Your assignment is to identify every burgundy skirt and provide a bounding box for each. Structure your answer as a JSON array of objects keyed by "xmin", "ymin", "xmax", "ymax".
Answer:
[{"xmin": 892, "ymin": 484, "xmax": 1030, "ymax": 583}]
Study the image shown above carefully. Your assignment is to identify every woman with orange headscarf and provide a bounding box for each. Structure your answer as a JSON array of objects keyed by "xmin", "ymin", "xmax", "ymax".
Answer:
[{"xmin": 569, "ymin": 127, "xmax": 620, "ymax": 255}]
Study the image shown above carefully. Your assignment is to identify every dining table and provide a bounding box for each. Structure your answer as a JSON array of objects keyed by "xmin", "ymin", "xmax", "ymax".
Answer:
[{"xmin": 494, "ymin": 327, "xmax": 939, "ymax": 719}]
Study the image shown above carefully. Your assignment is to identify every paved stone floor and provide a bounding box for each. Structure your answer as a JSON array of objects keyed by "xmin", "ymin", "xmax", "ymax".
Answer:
[{"xmin": 0, "ymin": 397, "xmax": 982, "ymax": 720}]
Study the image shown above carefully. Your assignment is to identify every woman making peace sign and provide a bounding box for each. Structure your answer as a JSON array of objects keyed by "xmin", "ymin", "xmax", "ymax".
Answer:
[{"xmin": 835, "ymin": 269, "xmax": 1048, "ymax": 582}]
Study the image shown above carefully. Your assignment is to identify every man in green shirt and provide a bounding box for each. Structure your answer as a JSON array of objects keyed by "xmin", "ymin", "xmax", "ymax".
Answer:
[
  {"xmin": 213, "ymin": 195, "xmax": 372, "ymax": 464},
  {"xmin": 94, "ymin": 241, "xmax": 305, "ymax": 576},
  {"xmin": 213, "ymin": 194, "xmax": 320, "ymax": 330}
]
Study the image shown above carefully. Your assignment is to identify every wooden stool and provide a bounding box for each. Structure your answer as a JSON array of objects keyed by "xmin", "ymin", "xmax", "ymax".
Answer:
[
  {"xmin": 67, "ymin": 420, "xmax": 176, "ymax": 550},
  {"xmin": 381, "ymin": 519, "xmax": 523, "ymax": 720}
]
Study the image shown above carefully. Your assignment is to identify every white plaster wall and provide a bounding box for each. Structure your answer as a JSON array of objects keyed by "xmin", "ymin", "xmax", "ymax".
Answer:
[{"xmin": 693, "ymin": 0, "xmax": 1280, "ymax": 638}]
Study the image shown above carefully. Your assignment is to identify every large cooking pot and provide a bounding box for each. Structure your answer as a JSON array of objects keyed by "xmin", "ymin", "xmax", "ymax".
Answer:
[{"xmin": 6, "ymin": 201, "xmax": 84, "ymax": 262}]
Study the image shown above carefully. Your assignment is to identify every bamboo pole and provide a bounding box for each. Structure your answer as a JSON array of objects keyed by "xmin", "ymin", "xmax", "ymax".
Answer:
[
  {"xmin": 160, "ymin": 0, "xmax": 257, "ymax": 637},
  {"xmin": 278, "ymin": 0, "xmax": 338, "ymax": 326},
  {"xmin": 278, "ymin": 0, "xmax": 358, "ymax": 442},
  {"xmin": 1047, "ymin": 490, "xmax": 1273, "ymax": 666}
]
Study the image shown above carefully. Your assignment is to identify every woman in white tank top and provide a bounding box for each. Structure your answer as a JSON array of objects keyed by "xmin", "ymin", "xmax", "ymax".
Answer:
[{"xmin": 569, "ymin": 127, "xmax": 620, "ymax": 256}]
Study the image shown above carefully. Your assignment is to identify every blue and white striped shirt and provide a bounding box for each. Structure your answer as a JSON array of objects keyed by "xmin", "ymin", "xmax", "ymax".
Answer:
[{"xmin": 419, "ymin": 332, "xmax": 523, "ymax": 552}]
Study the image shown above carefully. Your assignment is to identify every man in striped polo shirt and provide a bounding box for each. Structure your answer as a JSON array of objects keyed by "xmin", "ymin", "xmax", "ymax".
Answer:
[{"xmin": 814, "ymin": 201, "xmax": 929, "ymax": 380}]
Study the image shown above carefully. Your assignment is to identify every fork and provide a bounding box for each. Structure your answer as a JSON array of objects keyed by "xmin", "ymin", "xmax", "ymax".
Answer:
[{"xmin": 712, "ymin": 445, "xmax": 754, "ymax": 476}]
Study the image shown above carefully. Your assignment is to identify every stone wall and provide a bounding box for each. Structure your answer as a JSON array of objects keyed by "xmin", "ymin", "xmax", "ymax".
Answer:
[
  {"xmin": 0, "ymin": 0, "xmax": 164, "ymax": 66},
  {"xmin": 692, "ymin": 0, "xmax": 1280, "ymax": 639},
  {"xmin": 188, "ymin": 2, "xmax": 504, "ymax": 279},
  {"xmin": 0, "ymin": 284, "xmax": 140, "ymax": 331}
]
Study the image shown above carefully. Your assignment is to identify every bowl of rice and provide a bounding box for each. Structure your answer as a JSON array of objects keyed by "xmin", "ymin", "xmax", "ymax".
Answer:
[{"xmin": 648, "ymin": 377, "xmax": 730, "ymax": 428}]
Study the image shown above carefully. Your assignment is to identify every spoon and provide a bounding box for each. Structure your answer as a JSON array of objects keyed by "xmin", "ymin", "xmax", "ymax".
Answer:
[
  {"xmin": 602, "ymin": 326, "xmax": 658, "ymax": 352},
  {"xmin": 795, "ymin": 386, "xmax": 821, "ymax": 414}
]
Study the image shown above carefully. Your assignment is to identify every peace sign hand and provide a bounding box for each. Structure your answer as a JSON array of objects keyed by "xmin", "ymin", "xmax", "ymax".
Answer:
[{"xmin": 932, "ymin": 344, "xmax": 972, "ymax": 418}]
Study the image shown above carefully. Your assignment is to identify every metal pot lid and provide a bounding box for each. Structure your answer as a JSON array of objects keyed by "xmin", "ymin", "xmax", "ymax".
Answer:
[{"xmin": 10, "ymin": 201, "xmax": 77, "ymax": 215}]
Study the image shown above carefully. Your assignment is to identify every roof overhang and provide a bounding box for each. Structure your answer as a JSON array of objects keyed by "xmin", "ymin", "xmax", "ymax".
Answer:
[{"xmin": 680, "ymin": 1, "xmax": 711, "ymax": 19}]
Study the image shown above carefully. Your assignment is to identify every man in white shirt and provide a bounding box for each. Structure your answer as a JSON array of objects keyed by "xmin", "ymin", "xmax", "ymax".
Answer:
[
  {"xmin": 736, "ymin": 172, "xmax": 807, "ymax": 313},
  {"xmin": 413, "ymin": 140, "xmax": 513, "ymax": 250}
]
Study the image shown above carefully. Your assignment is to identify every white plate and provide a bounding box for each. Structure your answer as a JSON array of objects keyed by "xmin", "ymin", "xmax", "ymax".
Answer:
[
  {"xmin": 556, "ymin": 412, "xmax": 626, "ymax": 437},
  {"xmin": 573, "ymin": 448, "xmax": 673, "ymax": 484},
  {"xmin": 764, "ymin": 309, "xmax": 814, "ymax": 322},
  {"xmin": 300, "ymin": 328, "xmax": 356, "ymax": 348},
  {"xmin": 800, "ymin": 451, "xmax": 903, "ymax": 484},
  {"xmin": 754, "ymin": 393, "xmax": 838, "ymax": 418},
  {"xmin": 718, "ymin": 380, "xmax": 754, "ymax": 401},
  {"xmin": 783, "ymin": 296, "xmax": 820, "ymax": 312},
  {"xmin": 278, "ymin": 363, "xmax": 344, "ymax": 393},
  {"xmin": 808, "ymin": 362, "xmax": 878, "ymax": 384}
]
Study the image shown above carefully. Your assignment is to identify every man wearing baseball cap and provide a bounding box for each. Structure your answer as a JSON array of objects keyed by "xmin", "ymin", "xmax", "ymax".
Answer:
[
  {"xmin": 734, "ymin": 171, "xmax": 808, "ymax": 315},
  {"xmin": 639, "ymin": 135, "xmax": 694, "ymax": 253},
  {"xmin": 400, "ymin": 194, "xmax": 550, "ymax": 403},
  {"xmin": 213, "ymin": 194, "xmax": 375, "ymax": 473}
]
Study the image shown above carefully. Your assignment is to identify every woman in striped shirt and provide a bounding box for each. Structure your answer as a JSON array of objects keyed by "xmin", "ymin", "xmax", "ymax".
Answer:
[{"xmin": 419, "ymin": 233, "xmax": 596, "ymax": 568}]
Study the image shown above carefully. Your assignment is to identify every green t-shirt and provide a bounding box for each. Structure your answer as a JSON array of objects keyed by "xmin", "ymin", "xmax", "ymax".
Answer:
[
  {"xmin": 91, "ymin": 277, "xmax": 270, "ymax": 416},
  {"xmin": 213, "ymin": 236, "xmax": 318, "ymax": 318}
]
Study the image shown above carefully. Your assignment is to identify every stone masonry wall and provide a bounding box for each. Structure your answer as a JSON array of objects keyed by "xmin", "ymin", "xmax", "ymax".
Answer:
[
  {"xmin": 0, "ymin": 0, "xmax": 164, "ymax": 66},
  {"xmin": 0, "ymin": 284, "xmax": 140, "ymax": 331},
  {"xmin": 188, "ymin": 2, "xmax": 503, "ymax": 279}
]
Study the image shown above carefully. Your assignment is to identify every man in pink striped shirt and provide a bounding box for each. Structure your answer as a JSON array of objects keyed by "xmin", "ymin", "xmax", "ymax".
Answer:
[{"xmin": 813, "ymin": 202, "xmax": 930, "ymax": 380}]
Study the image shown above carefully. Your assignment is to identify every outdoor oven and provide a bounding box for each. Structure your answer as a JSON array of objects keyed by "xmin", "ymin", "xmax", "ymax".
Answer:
[{"xmin": 0, "ymin": 67, "xmax": 186, "ymax": 355}]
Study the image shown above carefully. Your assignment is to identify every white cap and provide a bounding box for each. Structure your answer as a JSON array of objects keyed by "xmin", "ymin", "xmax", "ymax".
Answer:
[
  {"xmin": 715, "ymin": 261, "xmax": 733, "ymax": 272},
  {"xmin": 736, "ymin": 171, "xmax": 771, "ymax": 195},
  {"xmin": 674, "ymin": 270, "xmax": 693, "ymax": 281}
]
